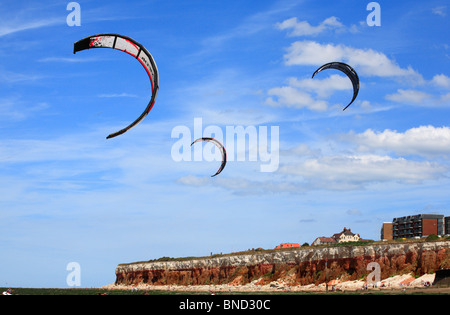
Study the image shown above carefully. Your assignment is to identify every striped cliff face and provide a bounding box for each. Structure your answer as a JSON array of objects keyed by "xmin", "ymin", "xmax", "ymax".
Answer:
[{"xmin": 114, "ymin": 241, "xmax": 450, "ymax": 287}]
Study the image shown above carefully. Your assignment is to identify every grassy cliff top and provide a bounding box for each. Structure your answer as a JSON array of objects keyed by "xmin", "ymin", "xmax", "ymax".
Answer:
[{"xmin": 118, "ymin": 236, "xmax": 450, "ymax": 266}]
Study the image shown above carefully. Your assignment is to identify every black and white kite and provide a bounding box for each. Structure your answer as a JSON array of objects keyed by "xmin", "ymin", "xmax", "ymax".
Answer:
[
  {"xmin": 191, "ymin": 137, "xmax": 227, "ymax": 177},
  {"xmin": 312, "ymin": 62, "xmax": 359, "ymax": 111},
  {"xmin": 74, "ymin": 33, "xmax": 159, "ymax": 139}
]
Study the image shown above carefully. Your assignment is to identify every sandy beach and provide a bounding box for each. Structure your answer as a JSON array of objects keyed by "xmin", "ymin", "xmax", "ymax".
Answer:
[{"xmin": 101, "ymin": 273, "xmax": 438, "ymax": 293}]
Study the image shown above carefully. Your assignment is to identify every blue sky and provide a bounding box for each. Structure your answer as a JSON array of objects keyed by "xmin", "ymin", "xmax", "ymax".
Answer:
[{"xmin": 0, "ymin": 0, "xmax": 449, "ymax": 288}]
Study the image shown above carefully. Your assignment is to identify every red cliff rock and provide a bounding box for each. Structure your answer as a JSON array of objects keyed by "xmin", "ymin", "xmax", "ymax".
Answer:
[{"xmin": 115, "ymin": 241, "xmax": 450, "ymax": 286}]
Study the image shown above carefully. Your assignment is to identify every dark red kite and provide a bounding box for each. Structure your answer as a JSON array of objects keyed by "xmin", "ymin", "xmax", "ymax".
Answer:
[
  {"xmin": 74, "ymin": 33, "xmax": 159, "ymax": 139},
  {"xmin": 191, "ymin": 137, "xmax": 227, "ymax": 177},
  {"xmin": 312, "ymin": 62, "xmax": 359, "ymax": 111}
]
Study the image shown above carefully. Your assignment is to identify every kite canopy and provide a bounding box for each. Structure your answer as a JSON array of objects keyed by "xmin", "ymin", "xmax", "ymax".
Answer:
[
  {"xmin": 312, "ymin": 62, "xmax": 359, "ymax": 111},
  {"xmin": 191, "ymin": 137, "xmax": 227, "ymax": 177},
  {"xmin": 74, "ymin": 33, "xmax": 159, "ymax": 139}
]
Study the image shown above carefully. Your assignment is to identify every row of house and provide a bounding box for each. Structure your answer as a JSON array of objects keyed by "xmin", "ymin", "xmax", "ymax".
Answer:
[
  {"xmin": 381, "ymin": 213, "xmax": 450, "ymax": 240},
  {"xmin": 275, "ymin": 227, "xmax": 372, "ymax": 249},
  {"xmin": 311, "ymin": 227, "xmax": 372, "ymax": 246},
  {"xmin": 274, "ymin": 213, "xmax": 450, "ymax": 249}
]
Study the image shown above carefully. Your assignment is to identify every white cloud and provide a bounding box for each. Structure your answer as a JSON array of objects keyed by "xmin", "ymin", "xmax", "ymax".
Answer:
[
  {"xmin": 38, "ymin": 57, "xmax": 99, "ymax": 63},
  {"xmin": 385, "ymin": 88, "xmax": 450, "ymax": 107},
  {"xmin": 276, "ymin": 16, "xmax": 344, "ymax": 36},
  {"xmin": 264, "ymin": 74, "xmax": 353, "ymax": 111},
  {"xmin": 265, "ymin": 86, "xmax": 328, "ymax": 111},
  {"xmin": 0, "ymin": 17, "xmax": 63, "ymax": 37},
  {"xmin": 440, "ymin": 93, "xmax": 450, "ymax": 103},
  {"xmin": 283, "ymin": 41, "xmax": 423, "ymax": 82},
  {"xmin": 98, "ymin": 93, "xmax": 138, "ymax": 98},
  {"xmin": 177, "ymin": 125, "xmax": 450, "ymax": 194},
  {"xmin": 177, "ymin": 150, "xmax": 449, "ymax": 194},
  {"xmin": 283, "ymin": 40, "xmax": 343, "ymax": 66},
  {"xmin": 0, "ymin": 97, "xmax": 49, "ymax": 122},
  {"xmin": 177, "ymin": 174, "xmax": 301, "ymax": 195},
  {"xmin": 0, "ymin": 70, "xmax": 45, "ymax": 83},
  {"xmin": 176, "ymin": 175, "xmax": 210, "ymax": 187},
  {"xmin": 347, "ymin": 125, "xmax": 450, "ymax": 157},
  {"xmin": 288, "ymin": 75, "xmax": 352, "ymax": 98},
  {"xmin": 432, "ymin": 6, "xmax": 447, "ymax": 17},
  {"xmin": 346, "ymin": 209, "xmax": 362, "ymax": 216},
  {"xmin": 385, "ymin": 89, "xmax": 431, "ymax": 104},
  {"xmin": 431, "ymin": 74, "xmax": 450, "ymax": 88},
  {"xmin": 279, "ymin": 154, "xmax": 447, "ymax": 189}
]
